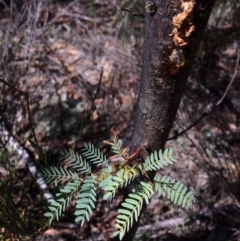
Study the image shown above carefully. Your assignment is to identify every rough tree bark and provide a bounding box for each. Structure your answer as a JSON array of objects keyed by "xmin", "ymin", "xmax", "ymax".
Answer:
[{"xmin": 113, "ymin": 0, "xmax": 216, "ymax": 240}]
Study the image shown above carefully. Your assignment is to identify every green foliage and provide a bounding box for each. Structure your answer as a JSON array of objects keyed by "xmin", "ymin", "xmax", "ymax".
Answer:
[
  {"xmin": 82, "ymin": 143, "xmax": 108, "ymax": 166},
  {"xmin": 0, "ymin": 140, "xmax": 39, "ymax": 238},
  {"xmin": 44, "ymin": 180, "xmax": 82, "ymax": 225},
  {"xmin": 154, "ymin": 175, "xmax": 194, "ymax": 209},
  {"xmin": 42, "ymin": 166, "xmax": 80, "ymax": 184},
  {"xmin": 60, "ymin": 149, "xmax": 91, "ymax": 174},
  {"xmin": 104, "ymin": 136, "xmax": 125, "ymax": 157},
  {"xmin": 100, "ymin": 166, "xmax": 140, "ymax": 201},
  {"xmin": 143, "ymin": 148, "xmax": 177, "ymax": 171},
  {"xmin": 75, "ymin": 176, "xmax": 96, "ymax": 225},
  {"xmin": 113, "ymin": 181, "xmax": 154, "ymax": 240},
  {"xmin": 42, "ymin": 137, "xmax": 195, "ymax": 240},
  {"xmin": 0, "ymin": 147, "xmax": 29, "ymax": 236}
]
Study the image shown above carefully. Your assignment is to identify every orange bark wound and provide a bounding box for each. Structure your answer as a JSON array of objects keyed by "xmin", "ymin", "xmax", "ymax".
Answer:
[{"xmin": 172, "ymin": 0, "xmax": 195, "ymax": 48}]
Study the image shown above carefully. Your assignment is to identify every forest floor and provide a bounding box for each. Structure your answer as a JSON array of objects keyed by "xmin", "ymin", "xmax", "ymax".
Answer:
[{"xmin": 0, "ymin": 1, "xmax": 240, "ymax": 241}]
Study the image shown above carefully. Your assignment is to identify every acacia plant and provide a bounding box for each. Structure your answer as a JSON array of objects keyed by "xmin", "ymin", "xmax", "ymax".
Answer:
[
  {"xmin": 42, "ymin": 136, "xmax": 194, "ymax": 240},
  {"xmin": 121, "ymin": 0, "xmax": 216, "ymax": 239}
]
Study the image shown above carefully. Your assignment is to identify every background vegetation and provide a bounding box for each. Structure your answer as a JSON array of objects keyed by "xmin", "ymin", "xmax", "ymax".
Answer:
[{"xmin": 0, "ymin": 0, "xmax": 239, "ymax": 240}]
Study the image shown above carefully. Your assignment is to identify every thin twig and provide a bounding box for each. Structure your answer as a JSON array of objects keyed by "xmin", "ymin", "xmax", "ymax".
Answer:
[
  {"xmin": 0, "ymin": 78, "xmax": 53, "ymax": 202},
  {"xmin": 0, "ymin": 78, "xmax": 43, "ymax": 159},
  {"xmin": 217, "ymin": 50, "xmax": 240, "ymax": 106},
  {"xmin": 168, "ymin": 49, "xmax": 240, "ymax": 141},
  {"xmin": 121, "ymin": 8, "xmax": 145, "ymax": 19},
  {"xmin": 183, "ymin": 126, "xmax": 240, "ymax": 205},
  {"xmin": 111, "ymin": 0, "xmax": 134, "ymax": 26},
  {"xmin": 74, "ymin": 69, "xmax": 103, "ymax": 147}
]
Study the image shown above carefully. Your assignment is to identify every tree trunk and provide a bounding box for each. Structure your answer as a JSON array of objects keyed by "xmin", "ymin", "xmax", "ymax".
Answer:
[{"xmin": 113, "ymin": 0, "xmax": 216, "ymax": 240}]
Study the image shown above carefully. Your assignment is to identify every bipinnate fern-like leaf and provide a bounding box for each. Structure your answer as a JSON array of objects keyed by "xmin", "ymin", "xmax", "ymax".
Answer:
[
  {"xmin": 44, "ymin": 180, "xmax": 81, "ymax": 225},
  {"xmin": 75, "ymin": 176, "xmax": 97, "ymax": 226},
  {"xmin": 82, "ymin": 143, "xmax": 108, "ymax": 166},
  {"xmin": 59, "ymin": 149, "xmax": 91, "ymax": 174},
  {"xmin": 42, "ymin": 166, "xmax": 79, "ymax": 184},
  {"xmin": 154, "ymin": 175, "xmax": 194, "ymax": 209},
  {"xmin": 42, "ymin": 141, "xmax": 195, "ymax": 239},
  {"xmin": 113, "ymin": 181, "xmax": 154, "ymax": 240},
  {"xmin": 143, "ymin": 148, "xmax": 177, "ymax": 171},
  {"xmin": 101, "ymin": 167, "xmax": 140, "ymax": 201}
]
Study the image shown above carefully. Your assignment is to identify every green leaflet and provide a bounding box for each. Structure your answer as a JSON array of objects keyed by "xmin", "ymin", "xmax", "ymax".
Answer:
[
  {"xmin": 41, "ymin": 166, "xmax": 79, "ymax": 185},
  {"xmin": 82, "ymin": 143, "xmax": 108, "ymax": 166},
  {"xmin": 114, "ymin": 138, "xmax": 122, "ymax": 153},
  {"xmin": 143, "ymin": 148, "xmax": 177, "ymax": 171},
  {"xmin": 108, "ymin": 137, "xmax": 123, "ymax": 156},
  {"xmin": 44, "ymin": 180, "xmax": 81, "ymax": 225},
  {"xmin": 101, "ymin": 167, "xmax": 139, "ymax": 201},
  {"xmin": 114, "ymin": 181, "xmax": 154, "ymax": 240},
  {"xmin": 154, "ymin": 175, "xmax": 195, "ymax": 209},
  {"xmin": 59, "ymin": 149, "xmax": 91, "ymax": 174},
  {"xmin": 74, "ymin": 176, "xmax": 97, "ymax": 226}
]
